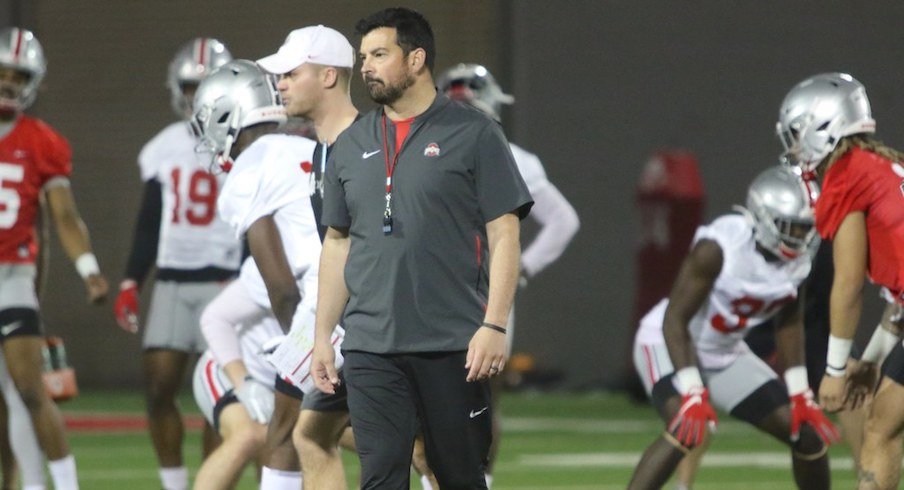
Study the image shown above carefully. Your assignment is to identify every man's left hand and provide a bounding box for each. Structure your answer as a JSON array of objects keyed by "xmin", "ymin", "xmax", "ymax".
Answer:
[
  {"xmin": 86, "ymin": 274, "xmax": 109, "ymax": 304},
  {"xmin": 465, "ymin": 324, "xmax": 507, "ymax": 382}
]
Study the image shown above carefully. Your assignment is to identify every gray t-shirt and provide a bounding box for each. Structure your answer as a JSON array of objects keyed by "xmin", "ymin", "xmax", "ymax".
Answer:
[{"xmin": 323, "ymin": 94, "xmax": 533, "ymax": 354}]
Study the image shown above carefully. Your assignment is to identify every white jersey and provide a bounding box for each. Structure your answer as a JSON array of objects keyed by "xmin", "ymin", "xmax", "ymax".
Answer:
[
  {"xmin": 509, "ymin": 143, "xmax": 579, "ymax": 277},
  {"xmin": 217, "ymin": 134, "xmax": 320, "ymax": 308},
  {"xmin": 509, "ymin": 143, "xmax": 551, "ymax": 196},
  {"xmin": 636, "ymin": 214, "xmax": 812, "ymax": 369},
  {"xmin": 138, "ymin": 121, "xmax": 242, "ymax": 271}
]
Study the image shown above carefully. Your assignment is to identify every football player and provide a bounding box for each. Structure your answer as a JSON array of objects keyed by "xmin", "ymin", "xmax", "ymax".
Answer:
[
  {"xmin": 112, "ymin": 38, "xmax": 237, "ymax": 490},
  {"xmin": 628, "ymin": 166, "xmax": 838, "ymax": 489},
  {"xmin": 0, "ymin": 27, "xmax": 109, "ymax": 490},
  {"xmin": 776, "ymin": 72, "xmax": 904, "ymax": 490},
  {"xmin": 437, "ymin": 62, "xmax": 580, "ymax": 489},
  {"xmin": 191, "ymin": 312, "xmax": 282, "ymax": 489},
  {"xmin": 190, "ymin": 59, "xmax": 343, "ymax": 490}
]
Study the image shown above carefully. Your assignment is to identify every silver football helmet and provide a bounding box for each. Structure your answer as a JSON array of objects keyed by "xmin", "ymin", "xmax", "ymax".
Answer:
[
  {"xmin": 0, "ymin": 27, "xmax": 46, "ymax": 110},
  {"xmin": 190, "ymin": 60, "xmax": 286, "ymax": 172},
  {"xmin": 776, "ymin": 73, "xmax": 875, "ymax": 173},
  {"xmin": 737, "ymin": 166, "xmax": 820, "ymax": 261},
  {"xmin": 437, "ymin": 63, "xmax": 514, "ymax": 121},
  {"xmin": 168, "ymin": 38, "xmax": 232, "ymax": 118}
]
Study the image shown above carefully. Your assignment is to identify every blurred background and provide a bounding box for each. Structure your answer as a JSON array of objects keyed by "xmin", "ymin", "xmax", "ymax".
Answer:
[{"xmin": 2, "ymin": 0, "xmax": 900, "ymax": 390}]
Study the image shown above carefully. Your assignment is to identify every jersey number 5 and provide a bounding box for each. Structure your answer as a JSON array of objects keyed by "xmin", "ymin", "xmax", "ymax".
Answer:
[
  {"xmin": 711, "ymin": 295, "xmax": 794, "ymax": 333},
  {"xmin": 170, "ymin": 168, "xmax": 217, "ymax": 226},
  {"xmin": 0, "ymin": 163, "xmax": 24, "ymax": 229}
]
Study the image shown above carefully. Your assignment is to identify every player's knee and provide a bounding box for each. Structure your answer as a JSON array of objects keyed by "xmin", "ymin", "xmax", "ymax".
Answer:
[
  {"xmin": 791, "ymin": 424, "xmax": 826, "ymax": 459},
  {"xmin": 229, "ymin": 423, "xmax": 266, "ymax": 459},
  {"xmin": 863, "ymin": 415, "xmax": 901, "ymax": 444},
  {"xmin": 14, "ymin": 383, "xmax": 47, "ymax": 414}
]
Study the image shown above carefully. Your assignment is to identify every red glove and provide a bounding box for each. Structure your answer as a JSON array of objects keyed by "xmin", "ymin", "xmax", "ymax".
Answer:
[
  {"xmin": 668, "ymin": 387, "xmax": 717, "ymax": 447},
  {"xmin": 790, "ymin": 389, "xmax": 840, "ymax": 444},
  {"xmin": 114, "ymin": 280, "xmax": 140, "ymax": 333}
]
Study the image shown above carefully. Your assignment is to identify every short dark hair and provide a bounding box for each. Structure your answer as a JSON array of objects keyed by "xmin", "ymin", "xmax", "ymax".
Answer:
[{"xmin": 355, "ymin": 7, "xmax": 435, "ymax": 72}]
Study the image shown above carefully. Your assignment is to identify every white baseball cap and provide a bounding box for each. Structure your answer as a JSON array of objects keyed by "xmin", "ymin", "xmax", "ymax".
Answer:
[{"xmin": 257, "ymin": 25, "xmax": 354, "ymax": 74}]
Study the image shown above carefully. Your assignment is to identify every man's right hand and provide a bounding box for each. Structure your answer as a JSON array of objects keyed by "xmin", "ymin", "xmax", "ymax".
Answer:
[
  {"xmin": 818, "ymin": 373, "xmax": 846, "ymax": 412},
  {"xmin": 668, "ymin": 386, "xmax": 717, "ymax": 448},
  {"xmin": 310, "ymin": 339, "xmax": 339, "ymax": 394},
  {"xmin": 114, "ymin": 279, "xmax": 139, "ymax": 333}
]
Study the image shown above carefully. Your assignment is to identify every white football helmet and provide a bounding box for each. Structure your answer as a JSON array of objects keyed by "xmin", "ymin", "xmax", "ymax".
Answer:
[
  {"xmin": 168, "ymin": 38, "xmax": 232, "ymax": 118},
  {"xmin": 776, "ymin": 73, "xmax": 875, "ymax": 173},
  {"xmin": 737, "ymin": 166, "xmax": 820, "ymax": 261},
  {"xmin": 437, "ymin": 63, "xmax": 514, "ymax": 121},
  {"xmin": 0, "ymin": 27, "xmax": 46, "ymax": 110},
  {"xmin": 190, "ymin": 60, "xmax": 286, "ymax": 173}
]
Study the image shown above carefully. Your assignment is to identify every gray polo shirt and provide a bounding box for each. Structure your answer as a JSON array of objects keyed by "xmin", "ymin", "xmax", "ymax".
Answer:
[{"xmin": 323, "ymin": 93, "xmax": 533, "ymax": 354}]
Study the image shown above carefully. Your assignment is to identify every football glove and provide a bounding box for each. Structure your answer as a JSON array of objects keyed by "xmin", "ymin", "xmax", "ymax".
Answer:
[
  {"xmin": 114, "ymin": 280, "xmax": 139, "ymax": 333},
  {"xmin": 790, "ymin": 389, "xmax": 840, "ymax": 444},
  {"xmin": 668, "ymin": 386, "xmax": 717, "ymax": 448},
  {"xmin": 235, "ymin": 376, "xmax": 274, "ymax": 425}
]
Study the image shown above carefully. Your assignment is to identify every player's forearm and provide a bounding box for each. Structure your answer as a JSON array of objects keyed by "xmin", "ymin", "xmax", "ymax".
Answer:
[
  {"xmin": 828, "ymin": 278, "xmax": 862, "ymax": 340},
  {"xmin": 662, "ymin": 314, "xmax": 697, "ymax": 370},
  {"xmin": 46, "ymin": 184, "xmax": 96, "ymax": 263},
  {"xmin": 315, "ymin": 229, "xmax": 350, "ymax": 343},
  {"xmin": 201, "ymin": 316, "xmax": 243, "ymax": 369},
  {"xmin": 123, "ymin": 179, "xmax": 162, "ymax": 287},
  {"xmin": 222, "ymin": 360, "xmax": 250, "ymax": 388},
  {"xmin": 247, "ymin": 216, "xmax": 300, "ymax": 331},
  {"xmin": 774, "ymin": 312, "xmax": 805, "ymax": 369},
  {"xmin": 484, "ymin": 213, "xmax": 520, "ymax": 326}
]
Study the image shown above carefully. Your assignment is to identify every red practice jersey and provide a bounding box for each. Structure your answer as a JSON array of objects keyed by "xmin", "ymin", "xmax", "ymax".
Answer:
[
  {"xmin": 0, "ymin": 115, "xmax": 72, "ymax": 264},
  {"xmin": 815, "ymin": 147, "xmax": 904, "ymax": 301}
]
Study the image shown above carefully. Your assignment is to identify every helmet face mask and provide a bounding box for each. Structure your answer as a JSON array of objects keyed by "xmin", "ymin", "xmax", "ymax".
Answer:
[
  {"xmin": 776, "ymin": 73, "xmax": 875, "ymax": 172},
  {"xmin": 437, "ymin": 63, "xmax": 514, "ymax": 121},
  {"xmin": 191, "ymin": 60, "xmax": 287, "ymax": 173},
  {"xmin": 738, "ymin": 166, "xmax": 821, "ymax": 261},
  {"xmin": 168, "ymin": 38, "xmax": 233, "ymax": 119},
  {"xmin": 0, "ymin": 27, "xmax": 46, "ymax": 112}
]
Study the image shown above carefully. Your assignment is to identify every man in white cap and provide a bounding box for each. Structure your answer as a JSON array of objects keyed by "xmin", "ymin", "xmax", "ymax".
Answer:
[{"xmin": 256, "ymin": 25, "xmax": 360, "ymax": 490}]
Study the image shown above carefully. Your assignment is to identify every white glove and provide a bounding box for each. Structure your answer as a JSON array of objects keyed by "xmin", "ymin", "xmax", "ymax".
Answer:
[{"xmin": 234, "ymin": 376, "xmax": 274, "ymax": 424}]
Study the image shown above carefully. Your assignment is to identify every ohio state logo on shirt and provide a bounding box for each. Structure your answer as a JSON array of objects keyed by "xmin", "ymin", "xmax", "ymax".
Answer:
[{"xmin": 424, "ymin": 142, "xmax": 440, "ymax": 157}]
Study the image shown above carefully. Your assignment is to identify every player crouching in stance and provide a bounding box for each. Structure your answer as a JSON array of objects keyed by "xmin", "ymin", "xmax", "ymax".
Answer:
[
  {"xmin": 628, "ymin": 166, "xmax": 838, "ymax": 490},
  {"xmin": 189, "ymin": 59, "xmax": 343, "ymax": 489}
]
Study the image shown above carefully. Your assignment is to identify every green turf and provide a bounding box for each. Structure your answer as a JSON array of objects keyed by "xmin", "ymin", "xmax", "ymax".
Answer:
[{"xmin": 53, "ymin": 390, "xmax": 861, "ymax": 489}]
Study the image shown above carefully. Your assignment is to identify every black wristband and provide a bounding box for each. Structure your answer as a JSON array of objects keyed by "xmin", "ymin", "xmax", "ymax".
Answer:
[{"xmin": 481, "ymin": 322, "xmax": 507, "ymax": 334}]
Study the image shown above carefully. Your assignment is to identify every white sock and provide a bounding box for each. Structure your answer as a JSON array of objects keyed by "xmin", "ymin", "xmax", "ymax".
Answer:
[
  {"xmin": 23, "ymin": 485, "xmax": 46, "ymax": 490},
  {"xmin": 261, "ymin": 467, "xmax": 303, "ymax": 490},
  {"xmin": 48, "ymin": 455, "xmax": 78, "ymax": 490},
  {"xmin": 159, "ymin": 466, "xmax": 188, "ymax": 490},
  {"xmin": 485, "ymin": 473, "xmax": 493, "ymax": 489},
  {"xmin": 420, "ymin": 474, "xmax": 434, "ymax": 490}
]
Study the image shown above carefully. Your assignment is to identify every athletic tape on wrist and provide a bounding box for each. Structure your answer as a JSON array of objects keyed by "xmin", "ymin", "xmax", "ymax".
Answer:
[
  {"xmin": 825, "ymin": 335, "xmax": 852, "ymax": 376},
  {"xmin": 861, "ymin": 326, "xmax": 899, "ymax": 364},
  {"xmin": 675, "ymin": 367, "xmax": 704, "ymax": 396},
  {"xmin": 75, "ymin": 253, "xmax": 100, "ymax": 280},
  {"xmin": 783, "ymin": 365, "xmax": 809, "ymax": 396}
]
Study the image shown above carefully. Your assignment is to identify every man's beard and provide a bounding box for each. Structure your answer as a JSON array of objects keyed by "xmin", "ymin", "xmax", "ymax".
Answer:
[{"xmin": 366, "ymin": 72, "xmax": 415, "ymax": 105}]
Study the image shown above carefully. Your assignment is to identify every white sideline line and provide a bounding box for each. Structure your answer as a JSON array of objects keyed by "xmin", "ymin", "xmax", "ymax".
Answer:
[{"xmin": 517, "ymin": 451, "xmax": 854, "ymax": 470}]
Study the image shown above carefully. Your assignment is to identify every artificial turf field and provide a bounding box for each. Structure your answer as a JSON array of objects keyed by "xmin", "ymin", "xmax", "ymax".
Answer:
[{"xmin": 59, "ymin": 390, "xmax": 861, "ymax": 489}]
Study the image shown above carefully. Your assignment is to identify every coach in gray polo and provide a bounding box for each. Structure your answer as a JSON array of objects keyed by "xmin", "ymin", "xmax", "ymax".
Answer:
[{"xmin": 310, "ymin": 7, "xmax": 532, "ymax": 489}]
